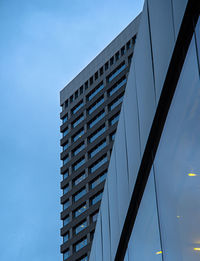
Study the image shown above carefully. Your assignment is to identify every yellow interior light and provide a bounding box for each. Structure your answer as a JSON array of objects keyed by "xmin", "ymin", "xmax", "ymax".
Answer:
[
  {"xmin": 188, "ymin": 173, "xmax": 197, "ymax": 176},
  {"xmin": 194, "ymin": 248, "xmax": 200, "ymax": 251},
  {"xmin": 156, "ymin": 251, "xmax": 162, "ymax": 255}
]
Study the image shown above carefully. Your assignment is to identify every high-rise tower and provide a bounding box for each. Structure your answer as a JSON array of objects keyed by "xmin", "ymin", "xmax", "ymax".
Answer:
[{"xmin": 59, "ymin": 15, "xmax": 140, "ymax": 261}]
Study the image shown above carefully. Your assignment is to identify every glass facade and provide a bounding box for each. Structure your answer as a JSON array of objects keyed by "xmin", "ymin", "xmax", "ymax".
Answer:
[{"xmin": 89, "ymin": 3, "xmax": 200, "ymax": 261}]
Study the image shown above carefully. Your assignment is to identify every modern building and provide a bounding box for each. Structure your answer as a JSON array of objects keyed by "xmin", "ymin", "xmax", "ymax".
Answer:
[
  {"xmin": 59, "ymin": 16, "xmax": 140, "ymax": 261},
  {"xmin": 89, "ymin": 0, "xmax": 200, "ymax": 260}
]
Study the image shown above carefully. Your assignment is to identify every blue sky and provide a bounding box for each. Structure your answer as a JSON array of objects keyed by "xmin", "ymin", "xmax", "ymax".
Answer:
[{"xmin": 0, "ymin": 1, "xmax": 143, "ymax": 260}]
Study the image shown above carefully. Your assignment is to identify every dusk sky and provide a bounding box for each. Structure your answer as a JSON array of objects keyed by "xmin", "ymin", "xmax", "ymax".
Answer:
[{"xmin": 0, "ymin": 0, "xmax": 144, "ymax": 260}]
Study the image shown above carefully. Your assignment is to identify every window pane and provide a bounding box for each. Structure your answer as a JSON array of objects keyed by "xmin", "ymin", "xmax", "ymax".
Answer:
[
  {"xmin": 91, "ymin": 172, "xmax": 107, "ymax": 189},
  {"xmin": 74, "ymin": 188, "xmax": 86, "ymax": 202},
  {"xmin": 73, "ymin": 158, "xmax": 85, "ymax": 171},
  {"xmin": 89, "ymin": 140, "xmax": 107, "ymax": 158},
  {"xmin": 88, "ymin": 83, "xmax": 104, "ymax": 101},
  {"xmin": 75, "ymin": 220, "xmax": 87, "ymax": 234},
  {"xmin": 109, "ymin": 95, "xmax": 124, "ymax": 111},
  {"xmin": 89, "ymin": 110, "xmax": 105, "ymax": 128},
  {"xmin": 108, "ymin": 78, "xmax": 126, "ymax": 97},
  {"xmin": 63, "ymin": 216, "xmax": 70, "ymax": 226},
  {"xmin": 72, "ymin": 114, "xmax": 84, "ymax": 128},
  {"xmin": 73, "ymin": 128, "xmax": 84, "ymax": 142},
  {"xmin": 74, "ymin": 172, "xmax": 86, "ymax": 186},
  {"xmin": 63, "ymin": 200, "xmax": 70, "ymax": 210},
  {"xmin": 74, "ymin": 204, "xmax": 87, "ymax": 217},
  {"xmin": 89, "ymin": 125, "xmax": 106, "ymax": 143},
  {"xmin": 75, "ymin": 238, "xmax": 87, "ymax": 252},
  {"xmin": 63, "ymin": 170, "xmax": 69, "ymax": 179},
  {"xmin": 63, "ymin": 128, "xmax": 69, "ymax": 137},
  {"xmin": 109, "ymin": 113, "xmax": 120, "ymax": 126},
  {"xmin": 63, "ymin": 233, "xmax": 69, "ymax": 243},
  {"xmin": 64, "ymin": 249, "xmax": 70, "ymax": 260},
  {"xmin": 89, "ymin": 156, "xmax": 107, "ymax": 173},
  {"xmin": 91, "ymin": 192, "xmax": 103, "ymax": 205},
  {"xmin": 63, "ymin": 142, "xmax": 69, "ymax": 151},
  {"xmin": 108, "ymin": 63, "xmax": 126, "ymax": 82},
  {"xmin": 88, "ymin": 97, "xmax": 104, "ymax": 114},
  {"xmin": 72, "ymin": 101, "xmax": 84, "ymax": 114},
  {"xmin": 73, "ymin": 143, "xmax": 85, "ymax": 156},
  {"xmin": 63, "ymin": 185, "xmax": 69, "ymax": 195}
]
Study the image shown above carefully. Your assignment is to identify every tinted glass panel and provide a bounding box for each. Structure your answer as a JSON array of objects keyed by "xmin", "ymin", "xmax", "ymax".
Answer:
[
  {"xmin": 63, "ymin": 216, "xmax": 70, "ymax": 226},
  {"xmin": 74, "ymin": 188, "xmax": 86, "ymax": 202},
  {"xmin": 74, "ymin": 172, "xmax": 86, "ymax": 186},
  {"xmin": 89, "ymin": 110, "xmax": 105, "ymax": 128},
  {"xmin": 72, "ymin": 101, "xmax": 84, "ymax": 114},
  {"xmin": 88, "ymin": 97, "xmax": 104, "ymax": 114},
  {"xmin": 108, "ymin": 63, "xmax": 126, "ymax": 82},
  {"xmin": 73, "ymin": 128, "xmax": 84, "ymax": 142},
  {"xmin": 73, "ymin": 158, "xmax": 85, "ymax": 171},
  {"xmin": 75, "ymin": 238, "xmax": 87, "ymax": 252},
  {"xmin": 74, "ymin": 204, "xmax": 87, "ymax": 217},
  {"xmin": 91, "ymin": 192, "xmax": 103, "ymax": 205},
  {"xmin": 72, "ymin": 115, "xmax": 84, "ymax": 128},
  {"xmin": 91, "ymin": 172, "xmax": 107, "ymax": 189},
  {"xmin": 108, "ymin": 78, "xmax": 126, "ymax": 96},
  {"xmin": 90, "ymin": 156, "xmax": 107, "ymax": 173},
  {"xmin": 89, "ymin": 125, "xmax": 106, "ymax": 143},
  {"xmin": 73, "ymin": 143, "xmax": 85, "ymax": 156},
  {"xmin": 89, "ymin": 140, "xmax": 107, "ymax": 158},
  {"xmin": 109, "ymin": 95, "xmax": 124, "ymax": 111},
  {"xmin": 63, "ymin": 128, "xmax": 69, "ymax": 137},
  {"xmin": 75, "ymin": 220, "xmax": 87, "ymax": 234},
  {"xmin": 88, "ymin": 83, "xmax": 104, "ymax": 101}
]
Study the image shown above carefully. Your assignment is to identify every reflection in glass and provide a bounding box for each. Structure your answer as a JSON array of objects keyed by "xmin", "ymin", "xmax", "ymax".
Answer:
[
  {"xmin": 126, "ymin": 170, "xmax": 162, "ymax": 261},
  {"xmin": 154, "ymin": 36, "xmax": 200, "ymax": 261}
]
